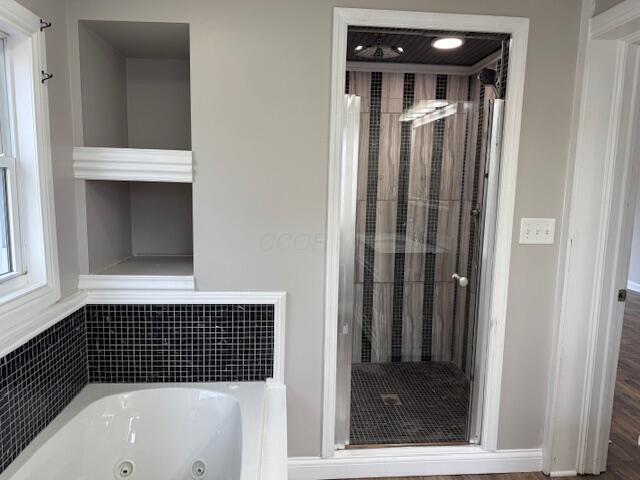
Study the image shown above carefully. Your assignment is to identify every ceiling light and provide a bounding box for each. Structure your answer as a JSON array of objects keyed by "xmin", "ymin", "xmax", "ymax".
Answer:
[
  {"xmin": 431, "ymin": 37, "xmax": 464, "ymax": 50},
  {"xmin": 355, "ymin": 45, "xmax": 364, "ymax": 51}
]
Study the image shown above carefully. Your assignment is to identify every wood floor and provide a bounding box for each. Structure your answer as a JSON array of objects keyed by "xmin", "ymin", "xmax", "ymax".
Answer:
[{"xmin": 347, "ymin": 292, "xmax": 640, "ymax": 480}]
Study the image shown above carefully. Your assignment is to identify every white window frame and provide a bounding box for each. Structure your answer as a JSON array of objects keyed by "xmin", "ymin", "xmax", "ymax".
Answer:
[
  {"xmin": 0, "ymin": 31, "xmax": 23, "ymax": 285},
  {"xmin": 0, "ymin": 0, "xmax": 60, "ymax": 346},
  {"xmin": 0, "ymin": 154, "xmax": 23, "ymax": 283}
]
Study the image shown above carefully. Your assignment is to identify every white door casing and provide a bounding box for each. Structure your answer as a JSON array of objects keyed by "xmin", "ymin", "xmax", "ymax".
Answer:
[
  {"xmin": 544, "ymin": 0, "xmax": 640, "ymax": 475},
  {"xmin": 316, "ymin": 7, "xmax": 530, "ymax": 478}
]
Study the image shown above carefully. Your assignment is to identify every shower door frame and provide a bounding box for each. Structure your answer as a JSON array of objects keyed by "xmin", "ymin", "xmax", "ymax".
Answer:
[{"xmin": 317, "ymin": 7, "xmax": 531, "ymax": 476}]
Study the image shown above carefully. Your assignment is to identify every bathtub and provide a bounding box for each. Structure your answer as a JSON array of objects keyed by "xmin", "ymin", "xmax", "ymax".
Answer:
[{"xmin": 1, "ymin": 382, "xmax": 287, "ymax": 480}]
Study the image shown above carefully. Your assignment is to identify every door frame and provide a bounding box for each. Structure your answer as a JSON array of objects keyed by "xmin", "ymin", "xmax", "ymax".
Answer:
[
  {"xmin": 543, "ymin": 0, "xmax": 640, "ymax": 475},
  {"xmin": 318, "ymin": 6, "xmax": 530, "ymax": 471},
  {"xmin": 334, "ymin": 94, "xmax": 360, "ymax": 449}
]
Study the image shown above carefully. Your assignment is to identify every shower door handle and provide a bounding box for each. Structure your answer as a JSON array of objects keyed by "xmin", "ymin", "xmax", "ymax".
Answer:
[{"xmin": 452, "ymin": 273, "xmax": 469, "ymax": 287}]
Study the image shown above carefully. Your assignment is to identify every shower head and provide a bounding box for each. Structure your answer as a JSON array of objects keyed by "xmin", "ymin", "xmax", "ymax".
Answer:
[
  {"xmin": 478, "ymin": 68, "xmax": 497, "ymax": 87},
  {"xmin": 478, "ymin": 68, "xmax": 500, "ymax": 98},
  {"xmin": 354, "ymin": 36, "xmax": 404, "ymax": 60}
]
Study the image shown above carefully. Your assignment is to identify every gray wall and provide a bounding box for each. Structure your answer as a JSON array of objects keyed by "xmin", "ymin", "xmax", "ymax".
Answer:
[
  {"xmin": 78, "ymin": 22, "xmax": 128, "ymax": 148},
  {"xmin": 15, "ymin": 0, "xmax": 79, "ymax": 297},
  {"xmin": 594, "ymin": 0, "xmax": 625, "ymax": 15},
  {"xmin": 126, "ymin": 58, "xmax": 191, "ymax": 150},
  {"xmin": 65, "ymin": 0, "xmax": 581, "ymax": 456},
  {"xmin": 85, "ymin": 181, "xmax": 132, "ymax": 272},
  {"xmin": 130, "ymin": 182, "xmax": 193, "ymax": 255},
  {"xmin": 628, "ymin": 188, "xmax": 640, "ymax": 287}
]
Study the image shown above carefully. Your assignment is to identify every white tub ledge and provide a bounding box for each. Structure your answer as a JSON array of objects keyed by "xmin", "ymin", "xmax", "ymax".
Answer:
[
  {"xmin": 260, "ymin": 380, "xmax": 288, "ymax": 479},
  {"xmin": 1, "ymin": 382, "xmax": 287, "ymax": 480}
]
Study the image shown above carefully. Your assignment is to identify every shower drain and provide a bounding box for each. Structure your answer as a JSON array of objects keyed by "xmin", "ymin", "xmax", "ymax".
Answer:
[
  {"xmin": 191, "ymin": 459, "xmax": 207, "ymax": 479},
  {"xmin": 381, "ymin": 393, "xmax": 402, "ymax": 406},
  {"xmin": 114, "ymin": 460, "xmax": 135, "ymax": 479}
]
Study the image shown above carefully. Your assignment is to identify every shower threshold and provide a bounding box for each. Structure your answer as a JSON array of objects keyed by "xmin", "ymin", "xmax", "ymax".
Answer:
[{"xmin": 345, "ymin": 440, "xmax": 468, "ymax": 449}]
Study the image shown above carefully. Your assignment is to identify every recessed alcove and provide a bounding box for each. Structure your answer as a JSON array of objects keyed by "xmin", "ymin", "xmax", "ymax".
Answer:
[{"xmin": 82, "ymin": 180, "xmax": 193, "ymax": 282}]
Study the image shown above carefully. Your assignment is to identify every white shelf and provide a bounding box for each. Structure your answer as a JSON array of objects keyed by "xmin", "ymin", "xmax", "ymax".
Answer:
[
  {"xmin": 97, "ymin": 255, "xmax": 193, "ymax": 275},
  {"xmin": 73, "ymin": 147, "xmax": 192, "ymax": 183},
  {"xmin": 79, "ymin": 256, "xmax": 194, "ymax": 291}
]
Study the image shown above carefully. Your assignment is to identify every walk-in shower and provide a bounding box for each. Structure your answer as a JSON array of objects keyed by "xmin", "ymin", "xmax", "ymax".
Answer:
[{"xmin": 335, "ymin": 26, "xmax": 510, "ymax": 448}]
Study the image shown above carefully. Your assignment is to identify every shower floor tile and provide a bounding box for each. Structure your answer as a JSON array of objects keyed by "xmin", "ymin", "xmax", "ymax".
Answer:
[{"xmin": 349, "ymin": 362, "xmax": 470, "ymax": 446}]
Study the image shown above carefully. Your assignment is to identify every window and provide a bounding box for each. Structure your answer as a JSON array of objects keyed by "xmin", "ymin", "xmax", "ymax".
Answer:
[
  {"xmin": 0, "ymin": 0, "xmax": 60, "ymax": 340},
  {"xmin": 0, "ymin": 159, "xmax": 17, "ymax": 277},
  {"xmin": 0, "ymin": 35, "xmax": 21, "ymax": 282}
]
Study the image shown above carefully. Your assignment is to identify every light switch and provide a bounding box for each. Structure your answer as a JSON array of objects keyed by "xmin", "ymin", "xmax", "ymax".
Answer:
[{"xmin": 519, "ymin": 218, "xmax": 555, "ymax": 245}]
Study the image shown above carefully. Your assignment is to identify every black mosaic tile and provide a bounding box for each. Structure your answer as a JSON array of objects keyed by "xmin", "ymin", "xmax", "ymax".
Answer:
[
  {"xmin": 361, "ymin": 71, "xmax": 383, "ymax": 363},
  {"xmin": 421, "ymin": 74, "xmax": 448, "ymax": 361},
  {"xmin": 85, "ymin": 304, "xmax": 275, "ymax": 383},
  {"xmin": 391, "ymin": 73, "xmax": 415, "ymax": 362},
  {"xmin": 0, "ymin": 308, "xmax": 87, "ymax": 474},
  {"xmin": 350, "ymin": 361, "xmax": 469, "ymax": 445}
]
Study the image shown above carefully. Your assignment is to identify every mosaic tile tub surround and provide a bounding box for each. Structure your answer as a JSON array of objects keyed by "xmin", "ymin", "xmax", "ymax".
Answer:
[
  {"xmin": 0, "ymin": 309, "xmax": 87, "ymax": 473},
  {"xmin": 0, "ymin": 303, "xmax": 275, "ymax": 475},
  {"xmin": 86, "ymin": 304, "xmax": 274, "ymax": 382}
]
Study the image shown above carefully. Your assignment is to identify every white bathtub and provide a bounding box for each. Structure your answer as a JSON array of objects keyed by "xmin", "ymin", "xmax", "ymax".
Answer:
[{"xmin": 1, "ymin": 382, "xmax": 287, "ymax": 480}]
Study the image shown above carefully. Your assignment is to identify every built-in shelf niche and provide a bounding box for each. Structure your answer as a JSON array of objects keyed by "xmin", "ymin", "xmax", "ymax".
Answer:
[
  {"xmin": 84, "ymin": 180, "xmax": 193, "ymax": 281},
  {"xmin": 76, "ymin": 20, "xmax": 194, "ymax": 287},
  {"xmin": 78, "ymin": 19, "xmax": 191, "ymax": 152}
]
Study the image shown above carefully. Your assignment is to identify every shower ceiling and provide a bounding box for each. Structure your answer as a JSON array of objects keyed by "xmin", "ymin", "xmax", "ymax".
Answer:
[{"xmin": 347, "ymin": 27, "xmax": 507, "ymax": 66}]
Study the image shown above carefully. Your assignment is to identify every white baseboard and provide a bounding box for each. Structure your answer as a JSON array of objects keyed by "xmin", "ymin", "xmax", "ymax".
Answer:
[
  {"xmin": 288, "ymin": 448, "xmax": 543, "ymax": 479},
  {"xmin": 627, "ymin": 279, "xmax": 640, "ymax": 293},
  {"xmin": 550, "ymin": 470, "xmax": 579, "ymax": 477}
]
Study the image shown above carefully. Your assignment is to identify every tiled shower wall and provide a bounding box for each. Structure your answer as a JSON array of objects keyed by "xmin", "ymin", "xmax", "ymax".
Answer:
[
  {"xmin": 348, "ymin": 69, "xmax": 497, "ymax": 370},
  {"xmin": 0, "ymin": 303, "xmax": 275, "ymax": 475}
]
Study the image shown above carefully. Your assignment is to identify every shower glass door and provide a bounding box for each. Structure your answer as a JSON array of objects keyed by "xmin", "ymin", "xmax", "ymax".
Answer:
[{"xmin": 339, "ymin": 69, "xmax": 499, "ymax": 447}]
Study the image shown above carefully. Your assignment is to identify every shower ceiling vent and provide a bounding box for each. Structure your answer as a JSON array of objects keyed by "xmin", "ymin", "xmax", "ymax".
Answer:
[{"xmin": 355, "ymin": 36, "xmax": 404, "ymax": 60}]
